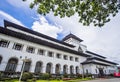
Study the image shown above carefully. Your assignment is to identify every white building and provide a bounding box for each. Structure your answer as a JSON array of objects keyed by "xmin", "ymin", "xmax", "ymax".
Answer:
[{"xmin": 0, "ymin": 20, "xmax": 118, "ymax": 77}]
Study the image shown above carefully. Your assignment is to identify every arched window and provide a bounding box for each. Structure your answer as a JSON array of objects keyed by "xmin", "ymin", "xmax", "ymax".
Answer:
[
  {"xmin": 0, "ymin": 56, "xmax": 2, "ymax": 64},
  {"xmin": 76, "ymin": 66, "xmax": 79, "ymax": 74},
  {"xmin": 23, "ymin": 61, "xmax": 31, "ymax": 72},
  {"xmin": 70, "ymin": 65, "xmax": 74, "ymax": 74},
  {"xmin": 46, "ymin": 63, "xmax": 52, "ymax": 74},
  {"xmin": 5, "ymin": 58, "xmax": 18, "ymax": 72},
  {"xmin": 35, "ymin": 61, "xmax": 43, "ymax": 73},
  {"xmin": 55, "ymin": 64, "xmax": 60, "ymax": 74},
  {"xmin": 63, "ymin": 65, "xmax": 68, "ymax": 74}
]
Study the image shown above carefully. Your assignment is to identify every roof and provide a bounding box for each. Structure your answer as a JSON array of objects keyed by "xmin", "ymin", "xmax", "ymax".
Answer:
[
  {"xmin": 62, "ymin": 33, "xmax": 83, "ymax": 42},
  {"xmin": 81, "ymin": 61, "xmax": 111, "ymax": 66},
  {"xmin": 4, "ymin": 20, "xmax": 75, "ymax": 48},
  {"xmin": 81, "ymin": 57, "xmax": 118, "ymax": 65},
  {"xmin": 86, "ymin": 51, "xmax": 106, "ymax": 58},
  {"xmin": 0, "ymin": 26, "xmax": 91, "ymax": 57}
]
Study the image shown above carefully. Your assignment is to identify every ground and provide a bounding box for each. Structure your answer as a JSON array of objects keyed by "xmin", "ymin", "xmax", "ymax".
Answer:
[{"xmin": 81, "ymin": 78, "xmax": 120, "ymax": 82}]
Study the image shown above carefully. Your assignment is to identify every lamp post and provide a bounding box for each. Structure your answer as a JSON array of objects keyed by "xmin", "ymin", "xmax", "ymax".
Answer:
[{"xmin": 19, "ymin": 57, "xmax": 30, "ymax": 82}]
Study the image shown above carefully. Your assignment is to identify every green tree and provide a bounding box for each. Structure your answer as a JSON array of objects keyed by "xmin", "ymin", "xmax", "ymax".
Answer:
[{"xmin": 23, "ymin": 0, "xmax": 120, "ymax": 27}]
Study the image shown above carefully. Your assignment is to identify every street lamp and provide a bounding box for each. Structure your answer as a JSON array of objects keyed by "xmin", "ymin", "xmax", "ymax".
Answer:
[{"xmin": 19, "ymin": 56, "xmax": 31, "ymax": 82}]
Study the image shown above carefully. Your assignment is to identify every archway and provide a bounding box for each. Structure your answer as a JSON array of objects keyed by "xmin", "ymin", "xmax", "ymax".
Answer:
[
  {"xmin": 34, "ymin": 61, "xmax": 43, "ymax": 73},
  {"xmin": 70, "ymin": 65, "xmax": 74, "ymax": 74},
  {"xmin": 63, "ymin": 65, "xmax": 68, "ymax": 74},
  {"xmin": 46, "ymin": 62, "xmax": 52, "ymax": 74},
  {"xmin": 55, "ymin": 64, "xmax": 61, "ymax": 74},
  {"xmin": 5, "ymin": 58, "xmax": 18, "ymax": 72}
]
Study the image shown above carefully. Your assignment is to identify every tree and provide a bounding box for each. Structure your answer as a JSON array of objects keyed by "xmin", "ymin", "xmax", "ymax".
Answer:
[{"xmin": 23, "ymin": 0, "xmax": 120, "ymax": 27}]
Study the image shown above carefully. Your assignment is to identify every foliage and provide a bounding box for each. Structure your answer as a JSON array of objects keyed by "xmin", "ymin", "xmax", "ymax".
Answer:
[
  {"xmin": 76, "ymin": 74, "xmax": 82, "ymax": 79},
  {"xmin": 39, "ymin": 73, "xmax": 50, "ymax": 80},
  {"xmin": 63, "ymin": 74, "xmax": 68, "ymax": 78},
  {"xmin": 23, "ymin": 0, "xmax": 120, "ymax": 27},
  {"xmin": 21, "ymin": 72, "xmax": 33, "ymax": 81}
]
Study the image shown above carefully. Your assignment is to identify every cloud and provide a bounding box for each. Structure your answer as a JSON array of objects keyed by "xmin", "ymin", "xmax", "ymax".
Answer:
[
  {"xmin": 46, "ymin": 12, "xmax": 120, "ymax": 65},
  {"xmin": 31, "ymin": 15, "xmax": 63, "ymax": 38},
  {"xmin": 0, "ymin": 10, "xmax": 24, "ymax": 26}
]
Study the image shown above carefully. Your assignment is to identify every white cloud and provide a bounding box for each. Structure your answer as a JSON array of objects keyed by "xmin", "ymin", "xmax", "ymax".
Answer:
[
  {"xmin": 0, "ymin": 10, "xmax": 24, "ymax": 26},
  {"xmin": 46, "ymin": 12, "xmax": 120, "ymax": 65},
  {"xmin": 31, "ymin": 15, "xmax": 63, "ymax": 38}
]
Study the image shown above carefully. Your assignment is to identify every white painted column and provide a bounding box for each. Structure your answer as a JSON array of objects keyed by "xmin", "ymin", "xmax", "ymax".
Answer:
[
  {"xmin": 34, "ymin": 48, "xmax": 38, "ymax": 55},
  {"xmin": 16, "ymin": 60, "xmax": 23, "ymax": 72},
  {"xmin": 42, "ymin": 64, "xmax": 46, "ymax": 73},
  {"xmin": 0, "ymin": 60, "xmax": 7, "ymax": 71},
  {"xmin": 44, "ymin": 50, "xmax": 48, "ymax": 57},
  {"xmin": 8, "ymin": 41, "xmax": 14, "ymax": 49},
  {"xmin": 67, "ymin": 66, "xmax": 70, "ymax": 74},
  {"xmin": 52, "ymin": 64, "xmax": 56, "ymax": 74},
  {"xmin": 22, "ymin": 45, "xmax": 27, "ymax": 53},
  {"xmin": 30, "ymin": 62, "xmax": 36, "ymax": 73},
  {"xmin": 60, "ymin": 65, "xmax": 63, "ymax": 74}
]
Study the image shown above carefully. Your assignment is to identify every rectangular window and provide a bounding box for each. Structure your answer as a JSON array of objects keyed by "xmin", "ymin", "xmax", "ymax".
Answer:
[
  {"xmin": 48, "ymin": 51, "xmax": 53, "ymax": 57},
  {"xmin": 75, "ymin": 57, "xmax": 79, "ymax": 62},
  {"xmin": 0, "ymin": 39, "xmax": 9, "ymax": 48},
  {"xmin": 56, "ymin": 53, "xmax": 61, "ymax": 59},
  {"xmin": 63, "ymin": 55, "xmax": 68, "ymax": 60},
  {"xmin": 38, "ymin": 49, "xmax": 45, "ymax": 55},
  {"xmin": 26, "ymin": 46, "xmax": 35, "ymax": 53},
  {"xmin": 70, "ymin": 56, "xmax": 73, "ymax": 61},
  {"xmin": 13, "ymin": 43, "xmax": 23, "ymax": 51}
]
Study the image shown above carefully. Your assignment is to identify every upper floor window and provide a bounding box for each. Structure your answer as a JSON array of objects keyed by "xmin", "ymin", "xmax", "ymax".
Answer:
[
  {"xmin": 70, "ymin": 56, "xmax": 73, "ymax": 61},
  {"xmin": 0, "ymin": 39, "xmax": 10, "ymax": 48},
  {"xmin": 26, "ymin": 46, "xmax": 35, "ymax": 53},
  {"xmin": 56, "ymin": 53, "xmax": 61, "ymax": 59},
  {"xmin": 13, "ymin": 43, "xmax": 23, "ymax": 51},
  {"xmin": 75, "ymin": 57, "xmax": 79, "ymax": 62},
  {"xmin": 48, "ymin": 51, "xmax": 53, "ymax": 57},
  {"xmin": 63, "ymin": 55, "xmax": 68, "ymax": 60},
  {"xmin": 38, "ymin": 49, "xmax": 45, "ymax": 55}
]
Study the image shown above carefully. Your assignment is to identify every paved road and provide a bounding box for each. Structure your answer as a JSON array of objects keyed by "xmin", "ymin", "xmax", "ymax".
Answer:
[{"xmin": 81, "ymin": 78, "xmax": 120, "ymax": 82}]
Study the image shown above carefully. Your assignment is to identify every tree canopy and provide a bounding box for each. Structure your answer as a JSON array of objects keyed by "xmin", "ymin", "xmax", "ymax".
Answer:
[{"xmin": 23, "ymin": 0, "xmax": 120, "ymax": 27}]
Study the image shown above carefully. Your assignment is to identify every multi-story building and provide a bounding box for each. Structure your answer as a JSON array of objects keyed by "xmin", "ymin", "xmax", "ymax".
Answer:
[{"xmin": 0, "ymin": 20, "xmax": 118, "ymax": 77}]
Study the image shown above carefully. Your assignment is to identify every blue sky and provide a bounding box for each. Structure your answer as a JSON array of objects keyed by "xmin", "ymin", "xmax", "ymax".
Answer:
[{"xmin": 0, "ymin": 0, "xmax": 120, "ymax": 65}]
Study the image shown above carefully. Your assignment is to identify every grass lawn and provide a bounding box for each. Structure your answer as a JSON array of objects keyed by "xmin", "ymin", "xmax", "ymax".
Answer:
[
  {"xmin": 0, "ymin": 78, "xmax": 93, "ymax": 82},
  {"xmin": 0, "ymin": 77, "xmax": 93, "ymax": 82}
]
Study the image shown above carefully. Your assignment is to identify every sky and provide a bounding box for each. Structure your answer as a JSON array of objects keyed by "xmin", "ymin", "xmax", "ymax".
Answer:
[{"xmin": 0, "ymin": 0, "xmax": 120, "ymax": 65}]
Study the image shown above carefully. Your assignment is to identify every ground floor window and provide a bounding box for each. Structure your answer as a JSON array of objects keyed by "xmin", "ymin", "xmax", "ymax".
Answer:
[
  {"xmin": 5, "ymin": 58, "xmax": 18, "ymax": 72},
  {"xmin": 63, "ymin": 65, "xmax": 68, "ymax": 74},
  {"xmin": 23, "ymin": 61, "xmax": 31, "ymax": 72},
  {"xmin": 55, "ymin": 64, "xmax": 61, "ymax": 74},
  {"xmin": 34, "ymin": 61, "xmax": 42, "ymax": 73},
  {"xmin": 46, "ymin": 63, "xmax": 52, "ymax": 74}
]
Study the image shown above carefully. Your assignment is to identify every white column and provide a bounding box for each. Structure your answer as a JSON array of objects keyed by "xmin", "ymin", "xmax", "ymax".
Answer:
[
  {"xmin": 60, "ymin": 65, "xmax": 63, "ymax": 74},
  {"xmin": 22, "ymin": 45, "xmax": 27, "ymax": 52},
  {"xmin": 67, "ymin": 66, "xmax": 70, "ymax": 74},
  {"xmin": 73, "ymin": 67, "xmax": 75, "ymax": 74},
  {"xmin": 34, "ymin": 48, "xmax": 38, "ymax": 55},
  {"xmin": 42, "ymin": 64, "xmax": 46, "ymax": 73},
  {"xmin": 0, "ymin": 60, "xmax": 7, "ymax": 71},
  {"xmin": 44, "ymin": 50, "xmax": 47, "ymax": 56},
  {"xmin": 52, "ymin": 64, "xmax": 55, "ymax": 74},
  {"xmin": 16, "ymin": 60, "xmax": 23, "ymax": 72},
  {"xmin": 8, "ymin": 41, "xmax": 14, "ymax": 49},
  {"xmin": 30, "ymin": 62, "xmax": 36, "ymax": 73}
]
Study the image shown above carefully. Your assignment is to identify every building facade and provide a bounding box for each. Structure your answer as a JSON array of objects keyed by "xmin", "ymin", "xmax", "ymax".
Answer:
[{"xmin": 0, "ymin": 20, "xmax": 118, "ymax": 77}]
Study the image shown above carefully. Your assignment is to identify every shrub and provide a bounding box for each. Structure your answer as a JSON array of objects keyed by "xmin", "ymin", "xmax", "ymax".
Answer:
[
  {"xmin": 21, "ymin": 72, "xmax": 33, "ymax": 81},
  {"xmin": 40, "ymin": 73, "xmax": 50, "ymax": 80},
  {"xmin": 76, "ymin": 74, "xmax": 82, "ymax": 79},
  {"xmin": 63, "ymin": 74, "xmax": 68, "ymax": 78}
]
